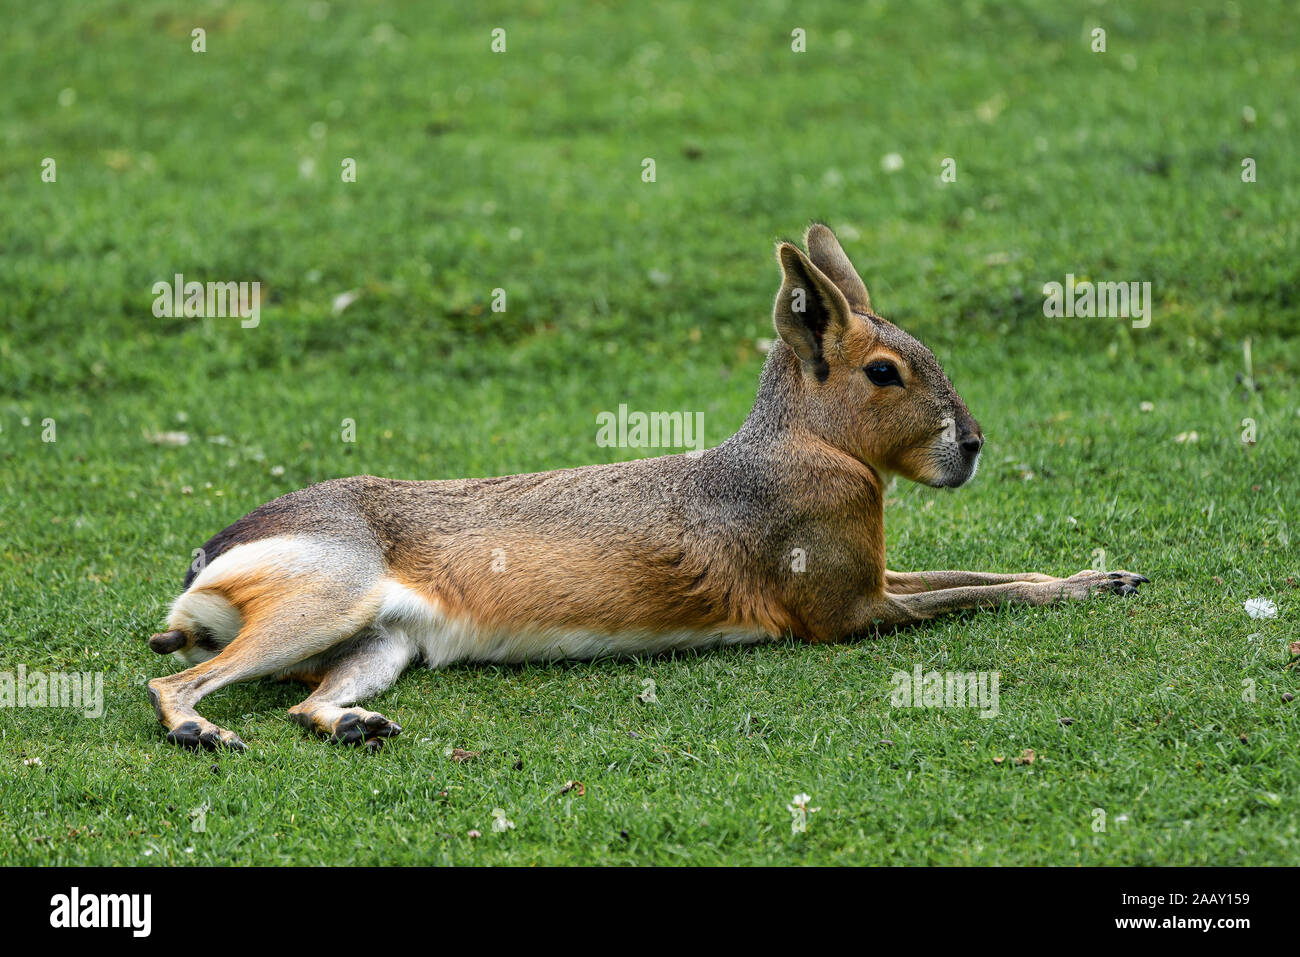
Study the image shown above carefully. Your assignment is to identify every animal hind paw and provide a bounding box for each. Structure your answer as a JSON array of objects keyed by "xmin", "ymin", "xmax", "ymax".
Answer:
[
  {"xmin": 327, "ymin": 708, "xmax": 402, "ymax": 748},
  {"xmin": 165, "ymin": 718, "xmax": 248, "ymax": 752}
]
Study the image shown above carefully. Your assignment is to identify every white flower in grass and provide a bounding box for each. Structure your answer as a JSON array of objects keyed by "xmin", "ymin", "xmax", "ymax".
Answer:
[
  {"xmin": 491, "ymin": 808, "xmax": 515, "ymax": 832},
  {"xmin": 332, "ymin": 289, "xmax": 361, "ymax": 314},
  {"xmin": 786, "ymin": 793, "xmax": 820, "ymax": 834},
  {"xmin": 145, "ymin": 430, "xmax": 190, "ymax": 447},
  {"xmin": 1244, "ymin": 597, "xmax": 1278, "ymax": 620}
]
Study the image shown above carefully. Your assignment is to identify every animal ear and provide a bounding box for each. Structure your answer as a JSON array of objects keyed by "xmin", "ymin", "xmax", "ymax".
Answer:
[
  {"xmin": 773, "ymin": 241, "xmax": 852, "ymax": 376},
  {"xmin": 804, "ymin": 223, "xmax": 871, "ymax": 313}
]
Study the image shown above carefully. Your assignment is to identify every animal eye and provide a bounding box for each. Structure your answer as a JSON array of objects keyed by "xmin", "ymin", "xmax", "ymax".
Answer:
[{"xmin": 864, "ymin": 361, "xmax": 903, "ymax": 387}]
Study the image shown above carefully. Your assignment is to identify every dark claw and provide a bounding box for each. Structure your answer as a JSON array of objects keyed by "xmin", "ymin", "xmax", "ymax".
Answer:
[
  {"xmin": 166, "ymin": 720, "xmax": 205, "ymax": 750},
  {"xmin": 364, "ymin": 714, "xmax": 402, "ymax": 737},
  {"xmin": 364, "ymin": 736, "xmax": 385, "ymax": 753},
  {"xmin": 330, "ymin": 713, "xmax": 367, "ymax": 745},
  {"xmin": 165, "ymin": 721, "xmax": 245, "ymax": 751},
  {"xmin": 221, "ymin": 733, "xmax": 248, "ymax": 752},
  {"xmin": 327, "ymin": 712, "xmax": 401, "ymax": 746},
  {"xmin": 195, "ymin": 726, "xmax": 246, "ymax": 751}
]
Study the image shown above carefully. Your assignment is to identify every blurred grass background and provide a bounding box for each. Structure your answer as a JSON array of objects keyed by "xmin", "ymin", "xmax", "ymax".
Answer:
[{"xmin": 0, "ymin": 0, "xmax": 1297, "ymax": 864}]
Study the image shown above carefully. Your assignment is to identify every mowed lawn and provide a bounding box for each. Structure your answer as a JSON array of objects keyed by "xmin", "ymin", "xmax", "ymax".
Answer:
[{"xmin": 1, "ymin": 0, "xmax": 1297, "ymax": 865}]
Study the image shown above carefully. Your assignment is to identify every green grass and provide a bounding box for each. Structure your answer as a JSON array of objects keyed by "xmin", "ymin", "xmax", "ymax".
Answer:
[{"xmin": 1, "ymin": 0, "xmax": 1298, "ymax": 865}]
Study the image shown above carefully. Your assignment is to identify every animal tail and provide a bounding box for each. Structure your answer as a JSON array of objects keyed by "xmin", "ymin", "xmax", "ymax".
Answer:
[{"xmin": 148, "ymin": 629, "xmax": 191, "ymax": 654}]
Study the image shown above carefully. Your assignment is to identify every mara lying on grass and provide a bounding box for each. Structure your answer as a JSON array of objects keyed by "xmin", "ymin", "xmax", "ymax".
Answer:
[{"xmin": 146, "ymin": 224, "xmax": 1147, "ymax": 751}]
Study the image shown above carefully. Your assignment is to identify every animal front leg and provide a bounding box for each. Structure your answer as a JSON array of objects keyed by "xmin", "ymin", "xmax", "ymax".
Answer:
[
  {"xmin": 884, "ymin": 569, "xmax": 1061, "ymax": 594},
  {"xmin": 857, "ymin": 569, "xmax": 1149, "ymax": 629}
]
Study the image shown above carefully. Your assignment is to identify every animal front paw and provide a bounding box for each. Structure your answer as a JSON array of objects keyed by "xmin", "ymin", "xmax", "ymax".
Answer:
[{"xmin": 1061, "ymin": 569, "xmax": 1150, "ymax": 598}]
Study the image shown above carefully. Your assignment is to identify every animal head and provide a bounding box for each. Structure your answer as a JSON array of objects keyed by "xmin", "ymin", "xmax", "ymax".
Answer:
[{"xmin": 771, "ymin": 223, "xmax": 983, "ymax": 488}]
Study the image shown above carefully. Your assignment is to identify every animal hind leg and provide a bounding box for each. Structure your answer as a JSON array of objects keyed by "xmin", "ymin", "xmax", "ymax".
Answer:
[
  {"xmin": 148, "ymin": 586, "xmax": 383, "ymax": 751},
  {"xmin": 287, "ymin": 628, "xmax": 415, "ymax": 749}
]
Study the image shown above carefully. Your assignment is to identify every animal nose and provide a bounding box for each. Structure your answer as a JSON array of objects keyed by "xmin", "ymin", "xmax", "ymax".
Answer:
[{"xmin": 959, "ymin": 432, "xmax": 983, "ymax": 457}]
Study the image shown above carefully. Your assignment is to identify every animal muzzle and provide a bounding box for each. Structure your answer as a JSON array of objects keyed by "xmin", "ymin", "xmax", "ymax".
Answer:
[{"xmin": 931, "ymin": 410, "xmax": 983, "ymax": 488}]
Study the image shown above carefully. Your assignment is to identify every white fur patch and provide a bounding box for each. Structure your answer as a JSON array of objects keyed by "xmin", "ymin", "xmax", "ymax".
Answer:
[
  {"xmin": 166, "ymin": 591, "xmax": 241, "ymax": 665},
  {"xmin": 167, "ymin": 535, "xmax": 335, "ymax": 664},
  {"xmin": 374, "ymin": 579, "xmax": 773, "ymax": 667},
  {"xmin": 188, "ymin": 535, "xmax": 326, "ymax": 591}
]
